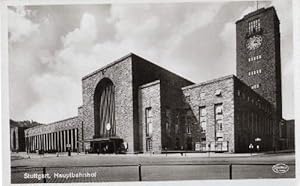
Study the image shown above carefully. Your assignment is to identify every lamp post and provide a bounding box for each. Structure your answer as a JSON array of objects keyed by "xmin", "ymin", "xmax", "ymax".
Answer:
[{"xmin": 255, "ymin": 137, "xmax": 261, "ymax": 153}]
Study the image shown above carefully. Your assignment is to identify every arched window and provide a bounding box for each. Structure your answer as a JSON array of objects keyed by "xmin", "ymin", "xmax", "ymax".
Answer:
[{"xmin": 94, "ymin": 78, "xmax": 116, "ymax": 138}]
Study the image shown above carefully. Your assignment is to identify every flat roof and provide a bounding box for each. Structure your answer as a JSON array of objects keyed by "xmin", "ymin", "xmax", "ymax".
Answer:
[
  {"xmin": 82, "ymin": 53, "xmax": 134, "ymax": 80},
  {"xmin": 235, "ymin": 6, "xmax": 279, "ymax": 23}
]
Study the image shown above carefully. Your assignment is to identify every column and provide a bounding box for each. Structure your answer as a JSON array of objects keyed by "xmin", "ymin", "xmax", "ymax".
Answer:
[
  {"xmin": 66, "ymin": 130, "xmax": 69, "ymax": 148},
  {"xmin": 41, "ymin": 134, "xmax": 44, "ymax": 150},
  {"xmin": 29, "ymin": 137, "xmax": 32, "ymax": 151},
  {"xmin": 33, "ymin": 136, "xmax": 36, "ymax": 150},
  {"xmin": 54, "ymin": 132, "xmax": 57, "ymax": 151},
  {"xmin": 30, "ymin": 136, "xmax": 33, "ymax": 151},
  {"xmin": 57, "ymin": 132, "xmax": 59, "ymax": 152},
  {"xmin": 50, "ymin": 133, "xmax": 53, "ymax": 150},
  {"xmin": 70, "ymin": 129, "xmax": 74, "ymax": 151},
  {"xmin": 74, "ymin": 128, "xmax": 78, "ymax": 151},
  {"xmin": 60, "ymin": 131, "xmax": 63, "ymax": 152},
  {"xmin": 47, "ymin": 134, "xmax": 50, "ymax": 151},
  {"xmin": 44, "ymin": 134, "xmax": 47, "ymax": 151},
  {"xmin": 44, "ymin": 134, "xmax": 48, "ymax": 151},
  {"xmin": 36, "ymin": 136, "xmax": 38, "ymax": 150},
  {"xmin": 64, "ymin": 130, "xmax": 67, "ymax": 151},
  {"xmin": 37, "ymin": 135, "xmax": 40, "ymax": 150}
]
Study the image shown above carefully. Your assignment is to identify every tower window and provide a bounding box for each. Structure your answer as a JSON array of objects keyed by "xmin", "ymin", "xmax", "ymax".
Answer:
[
  {"xmin": 248, "ymin": 55, "xmax": 262, "ymax": 62},
  {"xmin": 248, "ymin": 18, "xmax": 261, "ymax": 34},
  {"xmin": 248, "ymin": 69, "xmax": 262, "ymax": 76}
]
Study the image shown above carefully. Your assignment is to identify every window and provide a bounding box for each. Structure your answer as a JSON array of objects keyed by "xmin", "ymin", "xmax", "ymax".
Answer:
[
  {"xmin": 166, "ymin": 122, "xmax": 171, "ymax": 136},
  {"xmin": 175, "ymin": 123, "xmax": 179, "ymax": 134},
  {"xmin": 251, "ymin": 83, "xmax": 261, "ymax": 89},
  {"xmin": 199, "ymin": 107, "xmax": 207, "ymax": 133},
  {"xmin": 186, "ymin": 125, "xmax": 191, "ymax": 134},
  {"xmin": 215, "ymin": 104, "xmax": 224, "ymax": 133},
  {"xmin": 145, "ymin": 107, "xmax": 153, "ymax": 137},
  {"xmin": 248, "ymin": 18, "xmax": 261, "ymax": 34},
  {"xmin": 146, "ymin": 139, "xmax": 152, "ymax": 151},
  {"xmin": 165, "ymin": 109, "xmax": 171, "ymax": 136},
  {"xmin": 248, "ymin": 69, "xmax": 262, "ymax": 76}
]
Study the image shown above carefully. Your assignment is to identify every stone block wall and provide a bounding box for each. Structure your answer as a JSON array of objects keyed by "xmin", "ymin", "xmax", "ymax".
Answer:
[
  {"xmin": 81, "ymin": 55, "xmax": 135, "ymax": 153},
  {"xmin": 182, "ymin": 75, "xmax": 235, "ymax": 152},
  {"xmin": 132, "ymin": 54, "xmax": 194, "ymax": 152},
  {"xmin": 236, "ymin": 7, "xmax": 282, "ymax": 118},
  {"xmin": 138, "ymin": 80, "xmax": 161, "ymax": 153}
]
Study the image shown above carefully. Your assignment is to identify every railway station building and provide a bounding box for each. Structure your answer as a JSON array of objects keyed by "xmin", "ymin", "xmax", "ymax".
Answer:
[{"xmin": 24, "ymin": 7, "xmax": 286, "ymax": 154}]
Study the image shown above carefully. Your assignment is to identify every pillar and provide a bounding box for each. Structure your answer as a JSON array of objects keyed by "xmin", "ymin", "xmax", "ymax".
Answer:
[
  {"xmin": 64, "ymin": 130, "xmax": 67, "ymax": 151},
  {"xmin": 70, "ymin": 129, "xmax": 74, "ymax": 151},
  {"xmin": 66, "ymin": 130, "xmax": 69, "ymax": 148},
  {"xmin": 60, "ymin": 131, "xmax": 63, "ymax": 152},
  {"xmin": 45, "ymin": 134, "xmax": 47, "ymax": 151},
  {"xmin": 74, "ymin": 128, "xmax": 78, "ymax": 151}
]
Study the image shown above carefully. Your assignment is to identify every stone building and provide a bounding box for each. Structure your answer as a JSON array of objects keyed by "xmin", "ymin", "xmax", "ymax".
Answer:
[{"xmin": 24, "ymin": 6, "xmax": 290, "ymax": 154}]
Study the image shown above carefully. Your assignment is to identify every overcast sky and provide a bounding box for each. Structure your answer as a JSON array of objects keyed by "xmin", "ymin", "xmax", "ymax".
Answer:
[{"xmin": 8, "ymin": 0, "xmax": 294, "ymax": 123}]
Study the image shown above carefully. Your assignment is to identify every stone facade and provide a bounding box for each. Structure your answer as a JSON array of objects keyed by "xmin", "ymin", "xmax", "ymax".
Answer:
[
  {"xmin": 182, "ymin": 75, "xmax": 235, "ymax": 152},
  {"xmin": 236, "ymin": 7, "xmax": 282, "ymax": 116},
  {"xmin": 81, "ymin": 55, "xmax": 135, "ymax": 152},
  {"xmin": 138, "ymin": 80, "xmax": 162, "ymax": 153},
  {"xmin": 236, "ymin": 7, "xmax": 282, "ymax": 149}
]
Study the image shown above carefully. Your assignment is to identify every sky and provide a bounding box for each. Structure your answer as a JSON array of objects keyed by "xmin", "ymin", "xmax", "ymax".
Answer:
[{"xmin": 7, "ymin": 0, "xmax": 294, "ymax": 123}]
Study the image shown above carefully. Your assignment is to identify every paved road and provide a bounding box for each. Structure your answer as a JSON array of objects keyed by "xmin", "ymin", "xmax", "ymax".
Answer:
[{"xmin": 11, "ymin": 153, "xmax": 295, "ymax": 183}]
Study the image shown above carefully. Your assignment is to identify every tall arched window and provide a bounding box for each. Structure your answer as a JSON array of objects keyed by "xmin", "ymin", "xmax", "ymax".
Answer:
[{"xmin": 94, "ymin": 78, "xmax": 116, "ymax": 138}]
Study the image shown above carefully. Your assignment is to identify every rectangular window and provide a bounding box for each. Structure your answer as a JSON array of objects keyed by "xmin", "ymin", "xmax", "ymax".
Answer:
[
  {"xmin": 166, "ymin": 109, "xmax": 171, "ymax": 136},
  {"xmin": 175, "ymin": 123, "xmax": 179, "ymax": 134},
  {"xmin": 146, "ymin": 139, "xmax": 152, "ymax": 151},
  {"xmin": 199, "ymin": 107, "xmax": 207, "ymax": 133},
  {"xmin": 186, "ymin": 125, "xmax": 191, "ymax": 134},
  {"xmin": 145, "ymin": 107, "xmax": 153, "ymax": 137}
]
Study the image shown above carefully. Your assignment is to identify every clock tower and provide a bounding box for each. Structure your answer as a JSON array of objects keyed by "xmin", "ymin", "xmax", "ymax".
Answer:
[{"xmin": 236, "ymin": 7, "xmax": 282, "ymax": 119}]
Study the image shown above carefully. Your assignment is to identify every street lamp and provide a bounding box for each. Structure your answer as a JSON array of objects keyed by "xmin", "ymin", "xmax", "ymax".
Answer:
[{"xmin": 255, "ymin": 137, "xmax": 262, "ymax": 153}]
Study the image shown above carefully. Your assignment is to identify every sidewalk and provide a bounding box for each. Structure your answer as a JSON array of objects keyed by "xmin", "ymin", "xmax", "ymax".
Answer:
[
  {"xmin": 11, "ymin": 151, "xmax": 262, "ymax": 160},
  {"xmin": 11, "ymin": 149, "xmax": 295, "ymax": 160}
]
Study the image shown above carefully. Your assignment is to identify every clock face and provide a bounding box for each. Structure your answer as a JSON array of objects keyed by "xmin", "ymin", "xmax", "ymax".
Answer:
[{"xmin": 246, "ymin": 35, "xmax": 263, "ymax": 50}]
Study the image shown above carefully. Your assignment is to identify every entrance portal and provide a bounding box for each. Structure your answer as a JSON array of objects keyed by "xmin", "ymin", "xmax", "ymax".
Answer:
[{"xmin": 90, "ymin": 137, "xmax": 126, "ymax": 154}]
